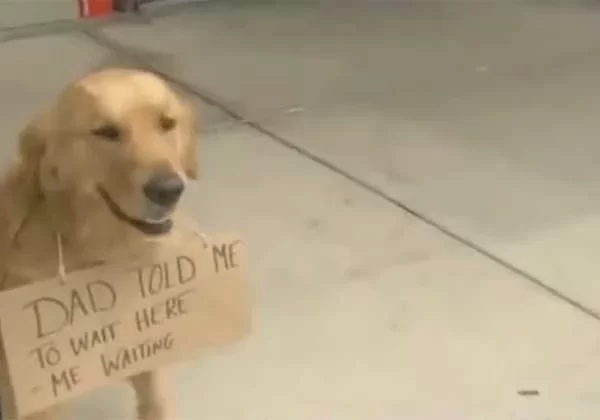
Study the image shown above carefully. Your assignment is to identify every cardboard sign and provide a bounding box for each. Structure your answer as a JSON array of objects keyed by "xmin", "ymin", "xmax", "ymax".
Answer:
[{"xmin": 0, "ymin": 233, "xmax": 250, "ymax": 419}]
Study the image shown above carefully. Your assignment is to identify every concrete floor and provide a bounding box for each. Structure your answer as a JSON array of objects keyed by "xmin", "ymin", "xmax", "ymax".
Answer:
[{"xmin": 4, "ymin": 1, "xmax": 600, "ymax": 419}]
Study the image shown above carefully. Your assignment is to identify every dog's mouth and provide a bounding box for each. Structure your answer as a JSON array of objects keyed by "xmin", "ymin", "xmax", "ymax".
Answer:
[{"xmin": 97, "ymin": 187, "xmax": 173, "ymax": 236}]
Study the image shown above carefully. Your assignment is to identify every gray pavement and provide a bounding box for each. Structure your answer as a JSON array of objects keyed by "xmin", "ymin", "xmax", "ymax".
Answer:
[
  {"xmin": 4, "ymin": 1, "xmax": 600, "ymax": 419},
  {"xmin": 0, "ymin": 0, "xmax": 76, "ymax": 29}
]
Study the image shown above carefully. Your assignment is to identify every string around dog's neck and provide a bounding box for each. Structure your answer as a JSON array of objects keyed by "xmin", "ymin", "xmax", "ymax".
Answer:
[
  {"xmin": 55, "ymin": 232, "xmax": 67, "ymax": 283},
  {"xmin": 3, "ymin": 202, "xmax": 210, "ymax": 289}
]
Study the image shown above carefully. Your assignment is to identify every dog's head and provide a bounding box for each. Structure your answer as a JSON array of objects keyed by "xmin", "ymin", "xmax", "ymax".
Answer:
[{"xmin": 17, "ymin": 68, "xmax": 199, "ymax": 236}]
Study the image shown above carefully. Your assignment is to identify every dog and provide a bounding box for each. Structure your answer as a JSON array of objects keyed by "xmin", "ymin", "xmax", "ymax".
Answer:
[{"xmin": 0, "ymin": 68, "xmax": 199, "ymax": 420}]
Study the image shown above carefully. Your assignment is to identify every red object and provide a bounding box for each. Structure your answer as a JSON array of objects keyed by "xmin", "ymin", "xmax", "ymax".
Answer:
[{"xmin": 78, "ymin": 0, "xmax": 113, "ymax": 18}]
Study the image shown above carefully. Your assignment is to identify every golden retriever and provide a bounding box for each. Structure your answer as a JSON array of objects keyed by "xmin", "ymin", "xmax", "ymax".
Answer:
[{"xmin": 0, "ymin": 68, "xmax": 199, "ymax": 420}]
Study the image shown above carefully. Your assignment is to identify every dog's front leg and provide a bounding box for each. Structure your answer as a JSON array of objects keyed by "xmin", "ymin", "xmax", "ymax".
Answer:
[{"xmin": 130, "ymin": 370, "xmax": 168, "ymax": 420}]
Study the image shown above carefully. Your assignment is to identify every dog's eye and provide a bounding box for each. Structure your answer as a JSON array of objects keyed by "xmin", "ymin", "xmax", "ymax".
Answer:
[
  {"xmin": 160, "ymin": 116, "xmax": 176, "ymax": 131},
  {"xmin": 92, "ymin": 125, "xmax": 120, "ymax": 141}
]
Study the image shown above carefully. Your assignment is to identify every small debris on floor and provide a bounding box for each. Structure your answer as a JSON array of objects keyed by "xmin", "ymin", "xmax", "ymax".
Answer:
[
  {"xmin": 517, "ymin": 389, "xmax": 540, "ymax": 396},
  {"xmin": 284, "ymin": 106, "xmax": 304, "ymax": 114}
]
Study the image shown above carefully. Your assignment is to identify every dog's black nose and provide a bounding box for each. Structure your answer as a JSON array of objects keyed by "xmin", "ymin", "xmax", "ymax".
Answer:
[{"xmin": 143, "ymin": 172, "xmax": 184, "ymax": 207}]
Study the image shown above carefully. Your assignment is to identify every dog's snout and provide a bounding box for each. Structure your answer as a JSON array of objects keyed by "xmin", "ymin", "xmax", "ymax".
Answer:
[{"xmin": 143, "ymin": 172, "xmax": 184, "ymax": 207}]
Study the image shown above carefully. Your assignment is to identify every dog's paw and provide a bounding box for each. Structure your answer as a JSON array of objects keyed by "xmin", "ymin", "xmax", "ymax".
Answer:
[{"xmin": 137, "ymin": 403, "xmax": 167, "ymax": 420}]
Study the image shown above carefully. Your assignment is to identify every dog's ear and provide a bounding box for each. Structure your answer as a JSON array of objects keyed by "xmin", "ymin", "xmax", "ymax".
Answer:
[
  {"xmin": 180, "ymin": 97, "xmax": 200, "ymax": 180},
  {"xmin": 13, "ymin": 110, "xmax": 52, "ymax": 199},
  {"xmin": 19, "ymin": 112, "xmax": 49, "ymax": 165},
  {"xmin": 0, "ymin": 110, "xmax": 52, "ymax": 240}
]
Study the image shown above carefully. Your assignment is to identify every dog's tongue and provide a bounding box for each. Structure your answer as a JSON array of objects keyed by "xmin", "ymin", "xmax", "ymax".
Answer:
[{"xmin": 132, "ymin": 218, "xmax": 173, "ymax": 236}]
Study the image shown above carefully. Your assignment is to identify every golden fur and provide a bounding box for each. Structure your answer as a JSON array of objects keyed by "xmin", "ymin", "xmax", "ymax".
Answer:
[{"xmin": 0, "ymin": 68, "xmax": 199, "ymax": 420}]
